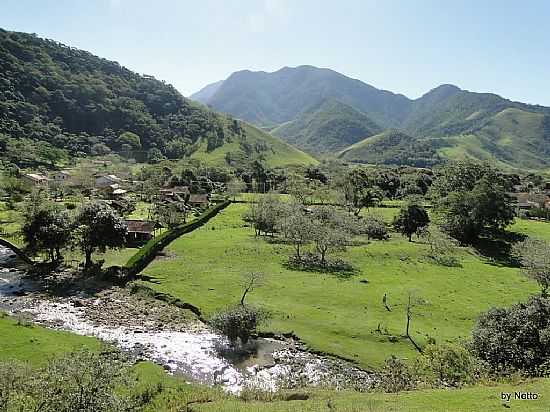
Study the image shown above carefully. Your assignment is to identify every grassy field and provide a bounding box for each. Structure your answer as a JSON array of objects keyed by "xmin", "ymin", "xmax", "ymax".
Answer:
[{"xmin": 138, "ymin": 203, "xmax": 538, "ymax": 368}]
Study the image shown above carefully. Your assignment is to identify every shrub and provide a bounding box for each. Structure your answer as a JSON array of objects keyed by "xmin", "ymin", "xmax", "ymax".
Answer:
[
  {"xmin": 363, "ymin": 214, "xmax": 389, "ymax": 240},
  {"xmin": 472, "ymin": 296, "xmax": 550, "ymax": 374},
  {"xmin": 418, "ymin": 343, "xmax": 480, "ymax": 387},
  {"xmin": 285, "ymin": 252, "xmax": 354, "ymax": 275},
  {"xmin": 377, "ymin": 356, "xmax": 416, "ymax": 393},
  {"xmin": 209, "ymin": 305, "xmax": 269, "ymax": 346}
]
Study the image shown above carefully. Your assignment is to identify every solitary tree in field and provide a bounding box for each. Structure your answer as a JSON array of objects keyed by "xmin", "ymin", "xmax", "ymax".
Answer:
[
  {"xmin": 309, "ymin": 206, "xmax": 352, "ymax": 265},
  {"xmin": 74, "ymin": 202, "xmax": 127, "ymax": 268},
  {"xmin": 512, "ymin": 238, "xmax": 550, "ymax": 297},
  {"xmin": 405, "ymin": 292, "xmax": 423, "ymax": 353},
  {"xmin": 240, "ymin": 272, "xmax": 264, "ymax": 306},
  {"xmin": 393, "ymin": 200, "xmax": 430, "ymax": 242}
]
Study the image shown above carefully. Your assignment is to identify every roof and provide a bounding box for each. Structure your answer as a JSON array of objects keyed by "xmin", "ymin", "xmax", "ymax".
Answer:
[
  {"xmin": 24, "ymin": 173, "xmax": 48, "ymax": 181},
  {"xmin": 96, "ymin": 174, "xmax": 121, "ymax": 182},
  {"xmin": 125, "ymin": 220, "xmax": 155, "ymax": 233},
  {"xmin": 56, "ymin": 170, "xmax": 71, "ymax": 176},
  {"xmin": 188, "ymin": 194, "xmax": 209, "ymax": 203},
  {"xmin": 112, "ymin": 189, "xmax": 127, "ymax": 195}
]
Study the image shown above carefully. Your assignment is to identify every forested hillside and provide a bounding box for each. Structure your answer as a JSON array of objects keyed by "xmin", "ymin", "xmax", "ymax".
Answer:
[
  {"xmin": 0, "ymin": 29, "xmax": 314, "ymax": 168},
  {"xmin": 194, "ymin": 66, "xmax": 550, "ymax": 169},
  {"xmin": 271, "ymin": 99, "xmax": 382, "ymax": 153}
]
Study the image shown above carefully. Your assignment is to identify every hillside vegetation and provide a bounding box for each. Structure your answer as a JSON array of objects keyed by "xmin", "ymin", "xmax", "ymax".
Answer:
[
  {"xmin": 0, "ymin": 29, "xmax": 314, "ymax": 168},
  {"xmin": 193, "ymin": 66, "xmax": 550, "ymax": 169},
  {"xmin": 272, "ymin": 99, "xmax": 382, "ymax": 153}
]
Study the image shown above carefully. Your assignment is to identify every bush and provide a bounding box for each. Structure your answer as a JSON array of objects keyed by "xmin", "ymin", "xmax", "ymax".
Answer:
[
  {"xmin": 418, "ymin": 343, "xmax": 480, "ymax": 387},
  {"xmin": 285, "ymin": 252, "xmax": 354, "ymax": 275},
  {"xmin": 0, "ymin": 349, "xmax": 140, "ymax": 411},
  {"xmin": 363, "ymin": 214, "xmax": 389, "ymax": 240},
  {"xmin": 472, "ymin": 296, "xmax": 550, "ymax": 374},
  {"xmin": 377, "ymin": 356, "xmax": 416, "ymax": 393},
  {"xmin": 209, "ymin": 305, "xmax": 269, "ymax": 346}
]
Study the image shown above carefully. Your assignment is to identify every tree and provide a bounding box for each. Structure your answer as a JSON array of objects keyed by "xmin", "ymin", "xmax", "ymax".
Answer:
[
  {"xmin": 393, "ymin": 200, "xmax": 430, "ymax": 242},
  {"xmin": 286, "ymin": 174, "xmax": 314, "ymax": 205},
  {"xmin": 74, "ymin": 202, "xmax": 127, "ymax": 268},
  {"xmin": 240, "ymin": 272, "xmax": 264, "ymax": 306},
  {"xmin": 405, "ymin": 292, "xmax": 423, "ymax": 353},
  {"xmin": 472, "ymin": 296, "xmax": 550, "ymax": 373},
  {"xmin": 117, "ymin": 131, "xmax": 141, "ymax": 150},
  {"xmin": 339, "ymin": 169, "xmax": 382, "ymax": 216},
  {"xmin": 363, "ymin": 214, "xmax": 389, "ymax": 240},
  {"xmin": 309, "ymin": 206, "xmax": 352, "ymax": 265},
  {"xmin": 153, "ymin": 202, "xmax": 188, "ymax": 228},
  {"xmin": 209, "ymin": 305, "xmax": 268, "ymax": 347},
  {"xmin": 242, "ymin": 194, "xmax": 283, "ymax": 236},
  {"xmin": 432, "ymin": 162, "xmax": 514, "ymax": 244},
  {"xmin": 22, "ymin": 205, "xmax": 72, "ymax": 262},
  {"xmin": 277, "ymin": 203, "xmax": 313, "ymax": 259},
  {"xmin": 146, "ymin": 147, "xmax": 165, "ymax": 164},
  {"xmin": 512, "ymin": 238, "xmax": 550, "ymax": 297},
  {"xmin": 226, "ymin": 178, "xmax": 247, "ymax": 201}
]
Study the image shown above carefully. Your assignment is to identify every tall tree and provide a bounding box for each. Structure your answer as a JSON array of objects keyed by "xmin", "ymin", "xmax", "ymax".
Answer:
[
  {"xmin": 74, "ymin": 202, "xmax": 127, "ymax": 268},
  {"xmin": 393, "ymin": 200, "xmax": 430, "ymax": 242}
]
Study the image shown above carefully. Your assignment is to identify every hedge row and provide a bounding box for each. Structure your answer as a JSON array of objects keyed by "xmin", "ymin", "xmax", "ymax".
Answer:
[{"xmin": 124, "ymin": 200, "xmax": 231, "ymax": 276}]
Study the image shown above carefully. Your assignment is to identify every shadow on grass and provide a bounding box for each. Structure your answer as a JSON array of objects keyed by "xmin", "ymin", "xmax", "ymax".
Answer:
[
  {"xmin": 283, "ymin": 255, "xmax": 358, "ymax": 279},
  {"xmin": 473, "ymin": 231, "xmax": 527, "ymax": 268}
]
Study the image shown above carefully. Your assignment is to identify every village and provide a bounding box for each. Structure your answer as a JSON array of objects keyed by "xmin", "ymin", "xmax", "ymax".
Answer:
[{"xmin": 13, "ymin": 162, "xmax": 214, "ymax": 249}]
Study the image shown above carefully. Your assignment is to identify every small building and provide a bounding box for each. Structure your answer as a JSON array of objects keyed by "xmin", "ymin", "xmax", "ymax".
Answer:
[
  {"xmin": 125, "ymin": 220, "xmax": 155, "ymax": 244},
  {"xmin": 95, "ymin": 174, "xmax": 122, "ymax": 188},
  {"xmin": 159, "ymin": 186, "xmax": 190, "ymax": 202},
  {"xmin": 52, "ymin": 170, "xmax": 72, "ymax": 182},
  {"xmin": 188, "ymin": 193, "xmax": 210, "ymax": 208},
  {"xmin": 22, "ymin": 173, "xmax": 49, "ymax": 187}
]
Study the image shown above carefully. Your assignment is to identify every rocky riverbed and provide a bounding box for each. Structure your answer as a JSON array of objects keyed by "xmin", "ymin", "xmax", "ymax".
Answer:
[{"xmin": 0, "ymin": 246, "xmax": 375, "ymax": 394}]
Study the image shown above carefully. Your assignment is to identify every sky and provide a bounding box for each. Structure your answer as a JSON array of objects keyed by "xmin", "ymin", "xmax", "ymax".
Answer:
[{"xmin": 2, "ymin": 0, "xmax": 550, "ymax": 105}]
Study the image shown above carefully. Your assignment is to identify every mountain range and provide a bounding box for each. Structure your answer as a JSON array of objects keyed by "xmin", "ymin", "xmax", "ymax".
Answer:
[{"xmin": 192, "ymin": 66, "xmax": 550, "ymax": 170}]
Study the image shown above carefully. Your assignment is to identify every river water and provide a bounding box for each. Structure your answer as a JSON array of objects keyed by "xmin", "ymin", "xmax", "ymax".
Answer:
[{"xmin": 0, "ymin": 246, "xmax": 374, "ymax": 393}]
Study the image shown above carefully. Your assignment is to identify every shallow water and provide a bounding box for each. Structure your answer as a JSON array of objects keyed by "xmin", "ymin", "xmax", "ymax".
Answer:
[{"xmin": 0, "ymin": 245, "xmax": 374, "ymax": 393}]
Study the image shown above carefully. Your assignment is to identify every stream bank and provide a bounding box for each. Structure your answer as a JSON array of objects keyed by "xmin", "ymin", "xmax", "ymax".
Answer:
[{"xmin": 0, "ymin": 246, "xmax": 375, "ymax": 394}]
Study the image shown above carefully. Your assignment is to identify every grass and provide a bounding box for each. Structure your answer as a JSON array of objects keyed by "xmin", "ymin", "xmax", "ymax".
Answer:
[
  {"xmin": 196, "ymin": 380, "xmax": 550, "ymax": 411},
  {"xmin": 0, "ymin": 313, "xmax": 100, "ymax": 365},
  {"xmin": 0, "ymin": 201, "xmax": 24, "ymax": 245},
  {"xmin": 138, "ymin": 203, "xmax": 538, "ymax": 368}
]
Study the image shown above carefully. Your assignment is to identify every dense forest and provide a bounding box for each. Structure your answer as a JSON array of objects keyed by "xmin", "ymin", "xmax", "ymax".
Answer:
[{"xmin": 0, "ymin": 29, "xmax": 307, "ymax": 168}]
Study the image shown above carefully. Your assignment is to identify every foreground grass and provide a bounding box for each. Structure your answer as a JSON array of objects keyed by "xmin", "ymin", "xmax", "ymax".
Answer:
[
  {"xmin": 196, "ymin": 380, "xmax": 550, "ymax": 412},
  {"xmin": 139, "ymin": 203, "xmax": 537, "ymax": 368}
]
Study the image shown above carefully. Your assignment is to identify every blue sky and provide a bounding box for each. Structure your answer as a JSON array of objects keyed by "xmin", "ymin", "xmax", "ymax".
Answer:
[{"xmin": 2, "ymin": 0, "xmax": 550, "ymax": 105}]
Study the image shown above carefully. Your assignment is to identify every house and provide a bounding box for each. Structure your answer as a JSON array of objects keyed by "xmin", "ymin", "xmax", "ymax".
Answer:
[
  {"xmin": 159, "ymin": 186, "xmax": 190, "ymax": 202},
  {"xmin": 22, "ymin": 173, "xmax": 49, "ymax": 187},
  {"xmin": 95, "ymin": 174, "xmax": 122, "ymax": 188},
  {"xmin": 188, "ymin": 193, "xmax": 210, "ymax": 208},
  {"xmin": 125, "ymin": 220, "xmax": 155, "ymax": 244},
  {"xmin": 52, "ymin": 170, "xmax": 71, "ymax": 182},
  {"xmin": 509, "ymin": 192, "xmax": 550, "ymax": 211}
]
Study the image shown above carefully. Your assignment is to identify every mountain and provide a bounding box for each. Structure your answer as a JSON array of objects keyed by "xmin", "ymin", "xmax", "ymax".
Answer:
[
  {"xmin": 193, "ymin": 65, "xmax": 411, "ymax": 128},
  {"xmin": 338, "ymin": 129, "xmax": 440, "ymax": 167},
  {"xmin": 190, "ymin": 80, "xmax": 224, "ymax": 103},
  {"xmin": 193, "ymin": 66, "xmax": 550, "ymax": 169},
  {"xmin": 271, "ymin": 99, "xmax": 382, "ymax": 153},
  {"xmin": 0, "ymin": 29, "xmax": 315, "ymax": 169}
]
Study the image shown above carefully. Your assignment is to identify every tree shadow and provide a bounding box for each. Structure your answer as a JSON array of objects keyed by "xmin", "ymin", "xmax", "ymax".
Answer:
[
  {"xmin": 472, "ymin": 231, "xmax": 526, "ymax": 268},
  {"xmin": 283, "ymin": 255, "xmax": 358, "ymax": 279}
]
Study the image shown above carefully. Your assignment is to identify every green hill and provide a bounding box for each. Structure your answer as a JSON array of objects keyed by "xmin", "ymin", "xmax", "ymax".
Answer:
[
  {"xmin": 193, "ymin": 66, "xmax": 550, "ymax": 169},
  {"xmin": 437, "ymin": 108, "xmax": 550, "ymax": 170},
  {"xmin": 0, "ymin": 29, "xmax": 313, "ymax": 169},
  {"xmin": 271, "ymin": 99, "xmax": 382, "ymax": 153},
  {"xmin": 190, "ymin": 122, "xmax": 318, "ymax": 168},
  {"xmin": 338, "ymin": 129, "xmax": 440, "ymax": 167}
]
